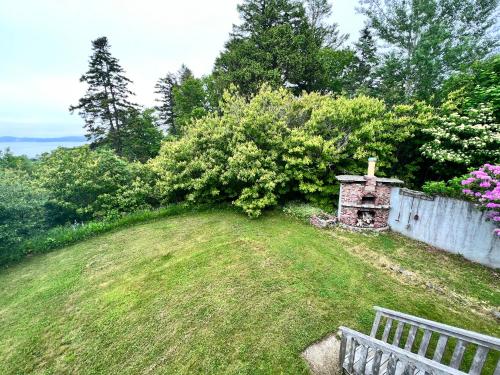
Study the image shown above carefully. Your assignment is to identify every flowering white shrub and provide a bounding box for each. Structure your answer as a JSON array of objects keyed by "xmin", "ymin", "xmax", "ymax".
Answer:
[
  {"xmin": 461, "ymin": 164, "xmax": 500, "ymax": 236},
  {"xmin": 421, "ymin": 103, "xmax": 500, "ymax": 166}
]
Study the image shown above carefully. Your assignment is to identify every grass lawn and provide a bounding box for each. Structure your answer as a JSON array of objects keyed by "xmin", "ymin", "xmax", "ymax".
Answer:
[{"xmin": 0, "ymin": 209, "xmax": 498, "ymax": 374}]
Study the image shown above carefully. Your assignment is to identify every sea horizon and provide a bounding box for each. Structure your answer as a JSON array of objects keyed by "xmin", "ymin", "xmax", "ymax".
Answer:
[
  {"xmin": 0, "ymin": 136, "xmax": 88, "ymax": 158},
  {"xmin": 0, "ymin": 135, "xmax": 86, "ymax": 142}
]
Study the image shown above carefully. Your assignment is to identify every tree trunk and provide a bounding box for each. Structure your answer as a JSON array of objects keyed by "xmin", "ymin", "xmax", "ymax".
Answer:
[{"xmin": 105, "ymin": 63, "xmax": 123, "ymax": 155}]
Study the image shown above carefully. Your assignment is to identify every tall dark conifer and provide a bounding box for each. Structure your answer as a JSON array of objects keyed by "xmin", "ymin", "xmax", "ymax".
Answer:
[
  {"xmin": 213, "ymin": 0, "xmax": 322, "ymax": 96},
  {"xmin": 154, "ymin": 73, "xmax": 177, "ymax": 134},
  {"xmin": 70, "ymin": 36, "xmax": 137, "ymax": 154},
  {"xmin": 213, "ymin": 0, "xmax": 352, "ymax": 96},
  {"xmin": 177, "ymin": 64, "xmax": 194, "ymax": 84},
  {"xmin": 352, "ymin": 26, "xmax": 379, "ymax": 95},
  {"xmin": 154, "ymin": 64, "xmax": 198, "ymax": 136},
  {"xmin": 304, "ymin": 0, "xmax": 346, "ymax": 48}
]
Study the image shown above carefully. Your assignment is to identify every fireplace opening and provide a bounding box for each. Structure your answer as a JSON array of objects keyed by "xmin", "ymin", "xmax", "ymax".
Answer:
[
  {"xmin": 361, "ymin": 194, "xmax": 376, "ymax": 205},
  {"xmin": 357, "ymin": 209, "xmax": 375, "ymax": 227}
]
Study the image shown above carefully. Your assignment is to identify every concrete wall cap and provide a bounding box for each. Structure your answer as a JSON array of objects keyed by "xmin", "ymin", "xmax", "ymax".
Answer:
[{"xmin": 336, "ymin": 175, "xmax": 404, "ymax": 184}]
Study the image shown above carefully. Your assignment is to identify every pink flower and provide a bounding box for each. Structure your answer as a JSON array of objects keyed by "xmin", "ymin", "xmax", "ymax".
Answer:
[
  {"xmin": 461, "ymin": 178, "xmax": 475, "ymax": 185},
  {"xmin": 487, "ymin": 212, "xmax": 498, "ymax": 219},
  {"xmin": 479, "ymin": 181, "xmax": 491, "ymax": 188},
  {"xmin": 471, "ymin": 171, "xmax": 489, "ymax": 179},
  {"xmin": 486, "ymin": 202, "xmax": 500, "ymax": 209}
]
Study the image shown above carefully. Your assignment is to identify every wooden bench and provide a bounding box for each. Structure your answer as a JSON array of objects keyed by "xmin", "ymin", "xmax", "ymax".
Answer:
[{"xmin": 339, "ymin": 307, "xmax": 500, "ymax": 375}]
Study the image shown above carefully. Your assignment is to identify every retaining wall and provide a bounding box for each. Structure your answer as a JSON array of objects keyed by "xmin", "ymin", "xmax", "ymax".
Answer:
[{"xmin": 388, "ymin": 188, "xmax": 500, "ymax": 268}]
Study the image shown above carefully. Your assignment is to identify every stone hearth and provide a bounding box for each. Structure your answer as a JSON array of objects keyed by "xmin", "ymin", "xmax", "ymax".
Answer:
[{"xmin": 336, "ymin": 158, "xmax": 403, "ymax": 231}]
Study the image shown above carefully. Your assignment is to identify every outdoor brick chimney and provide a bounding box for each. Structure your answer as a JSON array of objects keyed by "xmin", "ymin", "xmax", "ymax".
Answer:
[{"xmin": 336, "ymin": 158, "xmax": 403, "ymax": 231}]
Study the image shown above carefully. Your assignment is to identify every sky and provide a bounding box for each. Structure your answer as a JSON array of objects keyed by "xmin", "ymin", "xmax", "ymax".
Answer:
[{"xmin": 0, "ymin": 1, "xmax": 365, "ymax": 137}]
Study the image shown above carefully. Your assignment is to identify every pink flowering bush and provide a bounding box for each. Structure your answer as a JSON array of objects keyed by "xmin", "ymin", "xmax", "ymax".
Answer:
[{"xmin": 461, "ymin": 164, "xmax": 500, "ymax": 236}]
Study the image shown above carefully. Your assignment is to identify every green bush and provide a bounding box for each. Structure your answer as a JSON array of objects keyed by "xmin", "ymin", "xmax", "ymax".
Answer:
[
  {"xmin": 0, "ymin": 204, "xmax": 204, "ymax": 266},
  {"xmin": 0, "ymin": 148, "xmax": 34, "ymax": 173},
  {"xmin": 282, "ymin": 202, "xmax": 327, "ymax": 222},
  {"xmin": 422, "ymin": 175, "xmax": 468, "ymax": 199},
  {"xmin": 36, "ymin": 146, "xmax": 156, "ymax": 224},
  {"xmin": 0, "ymin": 169, "xmax": 48, "ymax": 260},
  {"xmin": 151, "ymin": 85, "xmax": 433, "ymax": 217}
]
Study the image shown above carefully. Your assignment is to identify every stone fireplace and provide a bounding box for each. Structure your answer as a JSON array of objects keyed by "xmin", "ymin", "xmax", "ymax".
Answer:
[{"xmin": 336, "ymin": 158, "xmax": 403, "ymax": 231}]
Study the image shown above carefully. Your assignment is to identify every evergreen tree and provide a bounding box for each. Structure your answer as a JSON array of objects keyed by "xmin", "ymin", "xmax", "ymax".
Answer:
[
  {"xmin": 70, "ymin": 37, "xmax": 137, "ymax": 154},
  {"xmin": 359, "ymin": 0, "xmax": 499, "ymax": 103},
  {"xmin": 155, "ymin": 64, "xmax": 207, "ymax": 136},
  {"xmin": 154, "ymin": 73, "xmax": 177, "ymax": 134},
  {"xmin": 121, "ymin": 108, "xmax": 164, "ymax": 163},
  {"xmin": 213, "ymin": 0, "xmax": 323, "ymax": 96},
  {"xmin": 351, "ymin": 26, "xmax": 379, "ymax": 95},
  {"xmin": 373, "ymin": 52, "xmax": 407, "ymax": 106},
  {"xmin": 177, "ymin": 64, "xmax": 194, "ymax": 84},
  {"xmin": 317, "ymin": 48, "xmax": 356, "ymax": 94},
  {"xmin": 172, "ymin": 76, "xmax": 208, "ymax": 134},
  {"xmin": 304, "ymin": 0, "xmax": 347, "ymax": 48}
]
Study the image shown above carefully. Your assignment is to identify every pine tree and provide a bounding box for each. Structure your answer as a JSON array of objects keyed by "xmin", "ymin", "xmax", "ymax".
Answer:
[
  {"xmin": 213, "ymin": 0, "xmax": 323, "ymax": 96},
  {"xmin": 303, "ymin": 0, "xmax": 347, "ymax": 48},
  {"xmin": 70, "ymin": 37, "xmax": 137, "ymax": 154},
  {"xmin": 121, "ymin": 108, "xmax": 164, "ymax": 163},
  {"xmin": 177, "ymin": 64, "xmax": 194, "ymax": 84},
  {"xmin": 154, "ymin": 73, "xmax": 177, "ymax": 134},
  {"xmin": 172, "ymin": 76, "xmax": 207, "ymax": 135},
  {"xmin": 352, "ymin": 26, "xmax": 379, "ymax": 95},
  {"xmin": 155, "ymin": 64, "xmax": 201, "ymax": 136}
]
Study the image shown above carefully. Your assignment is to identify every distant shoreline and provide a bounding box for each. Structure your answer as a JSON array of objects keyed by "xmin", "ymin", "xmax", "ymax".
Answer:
[{"xmin": 0, "ymin": 136, "xmax": 86, "ymax": 143}]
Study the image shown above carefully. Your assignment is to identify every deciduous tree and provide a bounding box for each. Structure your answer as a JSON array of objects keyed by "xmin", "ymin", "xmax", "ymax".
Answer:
[
  {"xmin": 421, "ymin": 101, "xmax": 500, "ymax": 178},
  {"xmin": 359, "ymin": 0, "xmax": 499, "ymax": 103}
]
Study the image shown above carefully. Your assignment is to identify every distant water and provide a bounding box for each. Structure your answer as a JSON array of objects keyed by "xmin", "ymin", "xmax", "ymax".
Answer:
[{"xmin": 0, "ymin": 141, "xmax": 87, "ymax": 158}]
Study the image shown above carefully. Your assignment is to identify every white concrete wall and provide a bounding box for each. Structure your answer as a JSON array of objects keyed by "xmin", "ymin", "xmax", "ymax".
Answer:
[{"xmin": 388, "ymin": 188, "xmax": 500, "ymax": 269}]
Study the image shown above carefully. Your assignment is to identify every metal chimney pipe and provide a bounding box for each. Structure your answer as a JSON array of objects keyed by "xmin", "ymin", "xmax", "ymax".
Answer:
[{"xmin": 367, "ymin": 157, "xmax": 377, "ymax": 177}]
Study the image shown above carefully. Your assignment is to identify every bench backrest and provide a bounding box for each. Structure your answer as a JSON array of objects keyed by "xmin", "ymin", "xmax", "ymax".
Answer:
[
  {"xmin": 340, "ymin": 326, "xmax": 468, "ymax": 375},
  {"xmin": 370, "ymin": 307, "xmax": 500, "ymax": 375}
]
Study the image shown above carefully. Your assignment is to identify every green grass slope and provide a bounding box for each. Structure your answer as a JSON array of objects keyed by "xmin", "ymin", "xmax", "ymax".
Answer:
[{"xmin": 0, "ymin": 209, "xmax": 498, "ymax": 374}]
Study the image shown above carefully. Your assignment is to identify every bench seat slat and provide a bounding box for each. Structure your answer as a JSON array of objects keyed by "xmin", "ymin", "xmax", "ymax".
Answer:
[
  {"xmin": 450, "ymin": 339, "xmax": 467, "ymax": 369},
  {"xmin": 372, "ymin": 312, "xmax": 382, "ymax": 338},
  {"xmin": 348, "ymin": 337, "xmax": 357, "ymax": 373},
  {"xmin": 494, "ymin": 359, "xmax": 500, "ymax": 375},
  {"xmin": 469, "ymin": 346, "xmax": 489, "ymax": 375},
  {"xmin": 383, "ymin": 319, "xmax": 394, "ymax": 343},
  {"xmin": 433, "ymin": 335, "xmax": 449, "ymax": 362},
  {"xmin": 357, "ymin": 345, "xmax": 369, "ymax": 374},
  {"xmin": 387, "ymin": 354, "xmax": 397, "ymax": 375},
  {"xmin": 405, "ymin": 326, "xmax": 418, "ymax": 351},
  {"xmin": 418, "ymin": 330, "xmax": 432, "ymax": 357},
  {"xmin": 340, "ymin": 334, "xmax": 348, "ymax": 368},
  {"xmin": 393, "ymin": 322, "xmax": 405, "ymax": 347},
  {"xmin": 372, "ymin": 349, "xmax": 383, "ymax": 375}
]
